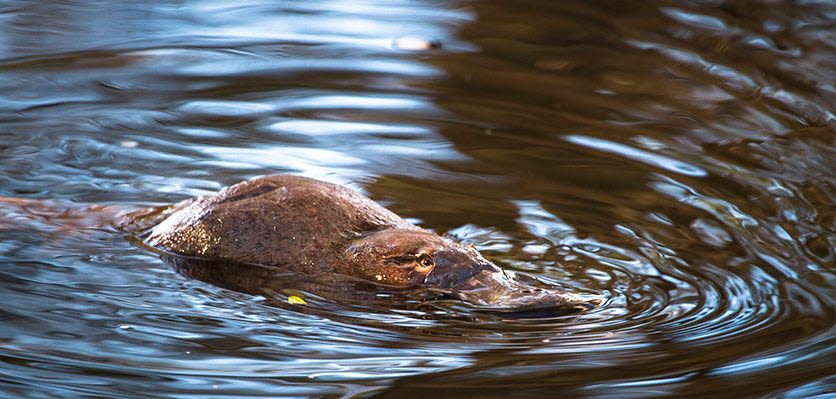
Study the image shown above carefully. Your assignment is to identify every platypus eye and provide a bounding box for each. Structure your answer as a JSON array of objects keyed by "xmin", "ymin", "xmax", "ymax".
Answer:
[{"xmin": 418, "ymin": 254, "xmax": 434, "ymax": 267}]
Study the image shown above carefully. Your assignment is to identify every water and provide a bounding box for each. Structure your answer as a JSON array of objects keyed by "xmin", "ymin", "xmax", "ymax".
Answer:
[{"xmin": 0, "ymin": 0, "xmax": 834, "ymax": 397}]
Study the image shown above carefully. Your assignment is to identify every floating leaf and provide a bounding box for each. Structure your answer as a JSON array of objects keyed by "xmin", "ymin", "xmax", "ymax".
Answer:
[{"xmin": 288, "ymin": 295, "xmax": 307, "ymax": 305}]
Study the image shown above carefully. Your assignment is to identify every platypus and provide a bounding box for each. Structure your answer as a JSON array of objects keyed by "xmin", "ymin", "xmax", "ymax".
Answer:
[
  {"xmin": 1, "ymin": 175, "xmax": 596, "ymax": 313},
  {"xmin": 137, "ymin": 175, "xmax": 594, "ymax": 312}
]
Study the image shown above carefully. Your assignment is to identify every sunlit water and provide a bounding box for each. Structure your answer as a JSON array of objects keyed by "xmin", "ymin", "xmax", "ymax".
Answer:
[{"xmin": 0, "ymin": 0, "xmax": 834, "ymax": 397}]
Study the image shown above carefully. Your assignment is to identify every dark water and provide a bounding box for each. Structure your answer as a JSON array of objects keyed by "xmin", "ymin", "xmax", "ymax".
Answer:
[{"xmin": 1, "ymin": 0, "xmax": 834, "ymax": 397}]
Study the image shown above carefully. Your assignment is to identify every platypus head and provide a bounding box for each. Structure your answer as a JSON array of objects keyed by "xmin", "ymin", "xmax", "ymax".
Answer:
[
  {"xmin": 343, "ymin": 229, "xmax": 453, "ymax": 286},
  {"xmin": 345, "ymin": 229, "xmax": 596, "ymax": 313}
]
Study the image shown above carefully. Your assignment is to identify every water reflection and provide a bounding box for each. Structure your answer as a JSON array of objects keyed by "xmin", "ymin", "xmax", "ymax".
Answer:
[
  {"xmin": 563, "ymin": 135, "xmax": 709, "ymax": 177},
  {"xmin": 0, "ymin": 0, "xmax": 834, "ymax": 397}
]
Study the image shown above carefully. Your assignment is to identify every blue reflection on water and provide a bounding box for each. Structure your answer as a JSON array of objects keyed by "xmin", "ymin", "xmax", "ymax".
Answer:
[{"xmin": 563, "ymin": 135, "xmax": 708, "ymax": 177}]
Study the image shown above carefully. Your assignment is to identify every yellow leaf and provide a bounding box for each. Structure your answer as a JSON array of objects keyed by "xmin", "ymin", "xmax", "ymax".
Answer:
[{"xmin": 288, "ymin": 295, "xmax": 307, "ymax": 305}]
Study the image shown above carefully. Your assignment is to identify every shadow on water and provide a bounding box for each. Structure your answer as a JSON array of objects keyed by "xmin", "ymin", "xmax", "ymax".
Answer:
[
  {"xmin": 0, "ymin": 0, "xmax": 834, "ymax": 397},
  {"xmin": 164, "ymin": 255, "xmax": 594, "ymax": 322}
]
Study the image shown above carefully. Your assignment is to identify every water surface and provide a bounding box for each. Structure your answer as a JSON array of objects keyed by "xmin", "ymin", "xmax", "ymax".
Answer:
[{"xmin": 0, "ymin": 0, "xmax": 834, "ymax": 397}]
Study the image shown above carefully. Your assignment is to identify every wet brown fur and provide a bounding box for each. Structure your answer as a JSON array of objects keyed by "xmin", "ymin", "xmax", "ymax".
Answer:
[{"xmin": 144, "ymin": 175, "xmax": 472, "ymax": 286}]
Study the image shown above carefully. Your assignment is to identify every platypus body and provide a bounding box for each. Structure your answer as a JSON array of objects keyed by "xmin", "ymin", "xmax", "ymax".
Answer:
[
  {"xmin": 2, "ymin": 175, "xmax": 596, "ymax": 314},
  {"xmin": 139, "ymin": 175, "xmax": 592, "ymax": 312}
]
